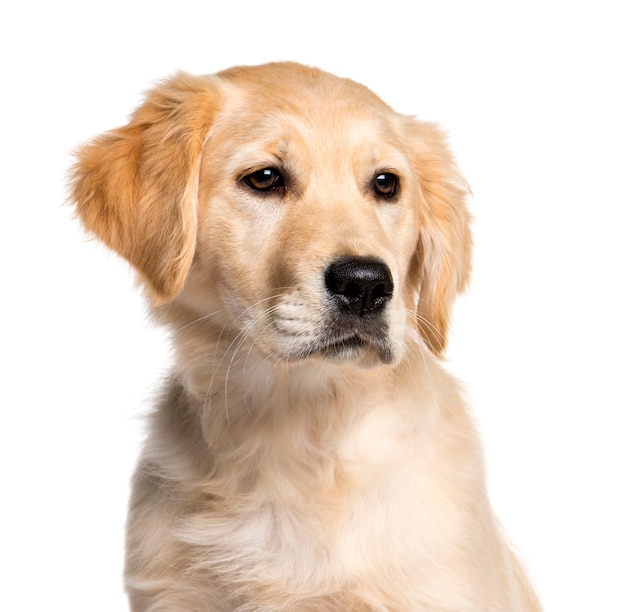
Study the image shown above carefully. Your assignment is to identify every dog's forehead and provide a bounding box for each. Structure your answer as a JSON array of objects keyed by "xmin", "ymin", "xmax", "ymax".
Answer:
[
  {"xmin": 208, "ymin": 65, "xmax": 407, "ymax": 173},
  {"xmin": 217, "ymin": 62, "xmax": 390, "ymax": 111},
  {"xmin": 216, "ymin": 63, "xmax": 397, "ymax": 134}
]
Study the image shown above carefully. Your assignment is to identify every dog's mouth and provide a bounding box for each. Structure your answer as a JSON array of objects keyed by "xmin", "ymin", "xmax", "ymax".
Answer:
[
  {"xmin": 299, "ymin": 332, "xmax": 394, "ymax": 365},
  {"xmin": 319, "ymin": 333, "xmax": 366, "ymax": 356}
]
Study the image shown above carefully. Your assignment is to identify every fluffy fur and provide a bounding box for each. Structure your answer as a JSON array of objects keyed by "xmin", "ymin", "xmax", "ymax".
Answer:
[{"xmin": 71, "ymin": 62, "xmax": 541, "ymax": 611}]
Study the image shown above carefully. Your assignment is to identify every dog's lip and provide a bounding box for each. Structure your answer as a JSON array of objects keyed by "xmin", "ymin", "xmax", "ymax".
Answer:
[
  {"xmin": 311, "ymin": 332, "xmax": 393, "ymax": 364},
  {"xmin": 319, "ymin": 334, "xmax": 367, "ymax": 352},
  {"xmin": 285, "ymin": 333, "xmax": 368, "ymax": 362}
]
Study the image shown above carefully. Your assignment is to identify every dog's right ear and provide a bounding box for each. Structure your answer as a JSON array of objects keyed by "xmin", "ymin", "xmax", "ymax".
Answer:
[{"xmin": 70, "ymin": 73, "xmax": 221, "ymax": 302}]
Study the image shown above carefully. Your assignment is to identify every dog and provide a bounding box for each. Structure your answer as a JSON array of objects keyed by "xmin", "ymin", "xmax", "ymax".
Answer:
[{"xmin": 71, "ymin": 62, "xmax": 541, "ymax": 611}]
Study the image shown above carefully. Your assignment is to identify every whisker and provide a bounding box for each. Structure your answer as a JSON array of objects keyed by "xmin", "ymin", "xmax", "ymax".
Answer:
[
  {"xmin": 405, "ymin": 308, "xmax": 446, "ymax": 346},
  {"xmin": 405, "ymin": 308, "xmax": 440, "ymax": 411},
  {"xmin": 203, "ymin": 300, "xmax": 290, "ymax": 425},
  {"xmin": 175, "ymin": 308, "xmax": 227, "ymax": 332},
  {"xmin": 174, "ymin": 288, "xmax": 295, "ymax": 334}
]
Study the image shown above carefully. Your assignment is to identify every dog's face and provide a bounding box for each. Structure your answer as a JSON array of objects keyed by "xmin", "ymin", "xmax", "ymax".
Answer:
[
  {"xmin": 188, "ymin": 69, "xmax": 421, "ymax": 367},
  {"xmin": 72, "ymin": 63, "xmax": 471, "ymax": 364}
]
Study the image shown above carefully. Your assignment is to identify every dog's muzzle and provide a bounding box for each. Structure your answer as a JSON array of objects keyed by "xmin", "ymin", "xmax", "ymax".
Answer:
[{"xmin": 313, "ymin": 256, "xmax": 395, "ymax": 364}]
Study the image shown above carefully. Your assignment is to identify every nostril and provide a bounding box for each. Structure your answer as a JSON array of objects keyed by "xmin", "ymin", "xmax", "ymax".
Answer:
[
  {"xmin": 325, "ymin": 257, "xmax": 394, "ymax": 316},
  {"xmin": 372, "ymin": 281, "xmax": 390, "ymax": 302},
  {"xmin": 326, "ymin": 275, "xmax": 363, "ymax": 300},
  {"xmin": 342, "ymin": 281, "xmax": 363, "ymax": 300}
]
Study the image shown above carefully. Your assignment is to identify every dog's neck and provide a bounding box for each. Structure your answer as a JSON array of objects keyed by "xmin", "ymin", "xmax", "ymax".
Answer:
[{"xmin": 151, "ymin": 302, "xmax": 445, "ymax": 485}]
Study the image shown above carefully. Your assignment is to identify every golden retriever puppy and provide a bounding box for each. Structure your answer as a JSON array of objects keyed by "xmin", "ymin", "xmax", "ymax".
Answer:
[{"xmin": 71, "ymin": 62, "xmax": 541, "ymax": 611}]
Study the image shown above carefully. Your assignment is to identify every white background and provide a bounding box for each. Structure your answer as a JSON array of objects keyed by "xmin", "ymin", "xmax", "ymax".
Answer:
[{"xmin": 1, "ymin": 1, "xmax": 624, "ymax": 610}]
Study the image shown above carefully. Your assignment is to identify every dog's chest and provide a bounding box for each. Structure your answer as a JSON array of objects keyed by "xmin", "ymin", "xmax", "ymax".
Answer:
[
  {"xmin": 188, "ymin": 361, "xmax": 466, "ymax": 597},
  {"xmin": 220, "ymin": 405, "xmax": 433, "ymax": 583}
]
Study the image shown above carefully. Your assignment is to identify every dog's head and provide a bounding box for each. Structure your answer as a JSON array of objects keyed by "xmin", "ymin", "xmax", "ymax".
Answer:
[{"xmin": 71, "ymin": 63, "xmax": 471, "ymax": 365}]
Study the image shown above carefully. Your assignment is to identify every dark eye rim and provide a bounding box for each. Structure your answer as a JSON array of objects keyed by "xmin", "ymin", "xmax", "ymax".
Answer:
[
  {"xmin": 372, "ymin": 171, "xmax": 400, "ymax": 199},
  {"xmin": 242, "ymin": 167, "xmax": 285, "ymax": 192}
]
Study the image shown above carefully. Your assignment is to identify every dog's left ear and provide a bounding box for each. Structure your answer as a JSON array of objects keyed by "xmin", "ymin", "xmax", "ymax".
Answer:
[
  {"xmin": 70, "ymin": 72, "xmax": 221, "ymax": 302},
  {"xmin": 405, "ymin": 120, "xmax": 473, "ymax": 356}
]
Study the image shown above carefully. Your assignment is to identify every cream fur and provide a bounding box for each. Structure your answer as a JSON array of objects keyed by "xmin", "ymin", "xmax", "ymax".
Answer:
[{"xmin": 71, "ymin": 62, "xmax": 541, "ymax": 611}]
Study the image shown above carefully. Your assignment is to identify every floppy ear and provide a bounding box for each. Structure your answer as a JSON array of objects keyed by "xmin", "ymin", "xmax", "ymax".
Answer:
[
  {"xmin": 407, "ymin": 120, "xmax": 472, "ymax": 356},
  {"xmin": 70, "ymin": 72, "xmax": 220, "ymax": 302}
]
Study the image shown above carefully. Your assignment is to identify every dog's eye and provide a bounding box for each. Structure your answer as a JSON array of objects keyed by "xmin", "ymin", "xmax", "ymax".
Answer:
[
  {"xmin": 243, "ymin": 168, "xmax": 284, "ymax": 192},
  {"xmin": 373, "ymin": 172, "xmax": 399, "ymax": 198}
]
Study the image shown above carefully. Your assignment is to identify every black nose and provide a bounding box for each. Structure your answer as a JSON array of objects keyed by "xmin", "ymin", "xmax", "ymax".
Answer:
[{"xmin": 325, "ymin": 257, "xmax": 394, "ymax": 316}]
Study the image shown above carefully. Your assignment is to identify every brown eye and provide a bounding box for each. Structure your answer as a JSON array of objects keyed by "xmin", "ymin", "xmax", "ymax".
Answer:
[
  {"xmin": 243, "ymin": 168, "xmax": 284, "ymax": 192},
  {"xmin": 373, "ymin": 172, "xmax": 399, "ymax": 198}
]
